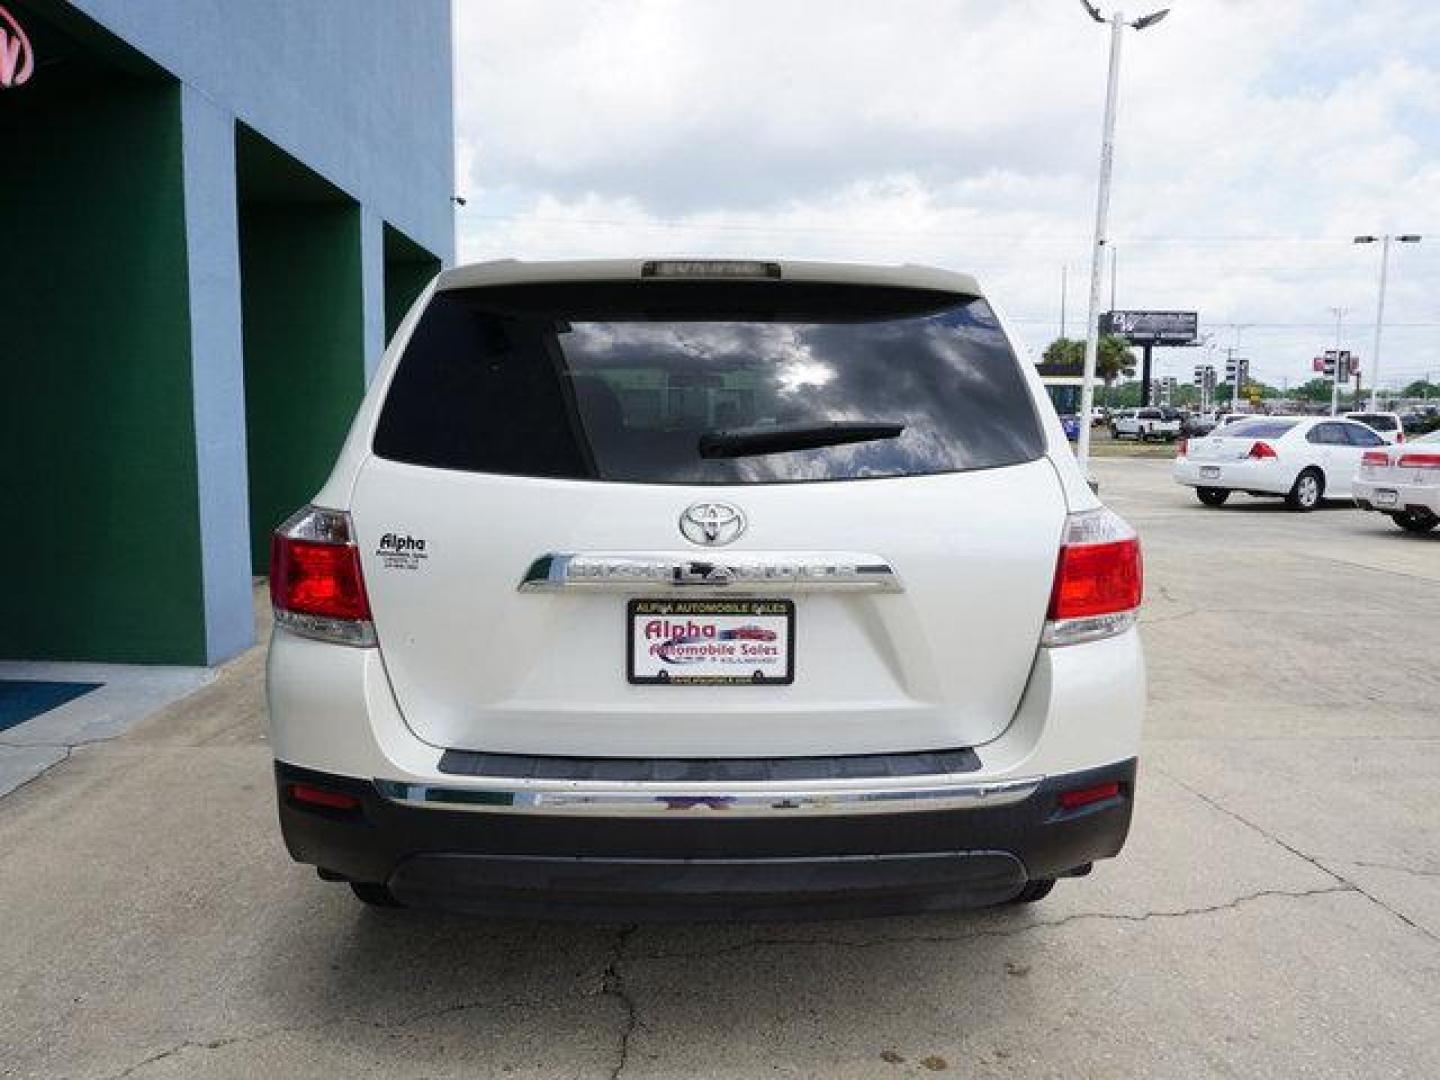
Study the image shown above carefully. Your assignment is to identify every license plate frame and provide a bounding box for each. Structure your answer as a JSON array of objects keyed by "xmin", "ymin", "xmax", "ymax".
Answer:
[
  {"xmin": 1200, "ymin": 466, "xmax": 1221, "ymax": 480},
  {"xmin": 627, "ymin": 598, "xmax": 795, "ymax": 686},
  {"xmin": 1376, "ymin": 489, "xmax": 1399, "ymax": 507}
]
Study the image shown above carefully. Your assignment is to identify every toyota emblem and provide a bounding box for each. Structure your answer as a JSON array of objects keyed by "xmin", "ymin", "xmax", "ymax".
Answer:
[{"xmin": 679, "ymin": 502, "xmax": 747, "ymax": 546}]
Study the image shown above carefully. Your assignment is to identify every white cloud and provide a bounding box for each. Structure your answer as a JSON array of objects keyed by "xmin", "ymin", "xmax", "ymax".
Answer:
[{"xmin": 452, "ymin": 0, "xmax": 1440, "ymax": 390}]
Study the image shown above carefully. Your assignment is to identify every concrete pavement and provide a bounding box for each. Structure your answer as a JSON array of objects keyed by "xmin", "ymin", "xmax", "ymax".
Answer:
[{"xmin": 1, "ymin": 457, "xmax": 1437, "ymax": 1078}]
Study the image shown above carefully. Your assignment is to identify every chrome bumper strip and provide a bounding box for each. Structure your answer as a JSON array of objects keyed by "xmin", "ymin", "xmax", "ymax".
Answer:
[
  {"xmin": 518, "ymin": 551, "xmax": 903, "ymax": 592},
  {"xmin": 373, "ymin": 775, "xmax": 1042, "ymax": 818}
]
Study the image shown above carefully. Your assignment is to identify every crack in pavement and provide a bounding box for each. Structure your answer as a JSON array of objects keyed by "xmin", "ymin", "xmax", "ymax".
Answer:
[
  {"xmin": 1157, "ymin": 768, "xmax": 1440, "ymax": 945},
  {"xmin": 602, "ymin": 924, "xmax": 640, "ymax": 1080},
  {"xmin": 627, "ymin": 884, "xmax": 1354, "ymax": 962},
  {"xmin": 1325, "ymin": 858, "xmax": 1440, "ymax": 881}
]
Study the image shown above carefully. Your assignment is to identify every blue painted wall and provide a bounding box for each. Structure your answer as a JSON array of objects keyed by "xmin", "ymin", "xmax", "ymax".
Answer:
[{"xmin": 67, "ymin": 0, "xmax": 454, "ymax": 266}]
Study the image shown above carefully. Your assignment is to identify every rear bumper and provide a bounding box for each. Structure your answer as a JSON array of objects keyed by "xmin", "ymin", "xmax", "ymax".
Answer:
[
  {"xmin": 1172, "ymin": 458, "xmax": 1291, "ymax": 494},
  {"xmin": 1353, "ymin": 477, "xmax": 1440, "ymax": 516},
  {"xmin": 275, "ymin": 757, "xmax": 1137, "ymax": 920}
]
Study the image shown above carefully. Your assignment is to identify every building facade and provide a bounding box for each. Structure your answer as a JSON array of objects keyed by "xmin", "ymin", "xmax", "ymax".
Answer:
[{"xmin": 1, "ymin": 1, "xmax": 454, "ymax": 665}]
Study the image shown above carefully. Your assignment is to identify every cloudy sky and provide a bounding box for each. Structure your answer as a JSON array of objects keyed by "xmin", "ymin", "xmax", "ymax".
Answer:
[{"xmin": 452, "ymin": 0, "xmax": 1440, "ymax": 392}]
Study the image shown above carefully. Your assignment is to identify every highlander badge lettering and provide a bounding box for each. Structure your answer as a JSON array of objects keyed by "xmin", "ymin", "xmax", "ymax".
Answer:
[{"xmin": 519, "ymin": 553, "xmax": 903, "ymax": 592}]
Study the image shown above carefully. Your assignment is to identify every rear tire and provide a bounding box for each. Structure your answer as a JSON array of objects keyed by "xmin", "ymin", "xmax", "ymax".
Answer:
[
  {"xmin": 1286, "ymin": 469, "xmax": 1324, "ymax": 512},
  {"xmin": 1196, "ymin": 487, "xmax": 1230, "ymax": 507},
  {"xmin": 1006, "ymin": 878, "xmax": 1056, "ymax": 905},
  {"xmin": 350, "ymin": 882, "xmax": 405, "ymax": 908},
  {"xmin": 1391, "ymin": 509, "xmax": 1439, "ymax": 533}
]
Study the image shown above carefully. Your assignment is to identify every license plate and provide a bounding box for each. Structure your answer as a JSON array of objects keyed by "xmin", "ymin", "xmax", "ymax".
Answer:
[
  {"xmin": 1200, "ymin": 466, "xmax": 1221, "ymax": 480},
  {"xmin": 1376, "ymin": 489, "xmax": 1399, "ymax": 507},
  {"xmin": 628, "ymin": 599, "xmax": 794, "ymax": 685}
]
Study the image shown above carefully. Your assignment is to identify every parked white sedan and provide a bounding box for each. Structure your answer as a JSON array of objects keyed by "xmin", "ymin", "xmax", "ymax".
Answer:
[
  {"xmin": 1352, "ymin": 430, "xmax": 1440, "ymax": 533},
  {"xmin": 1174, "ymin": 416, "xmax": 1388, "ymax": 510}
]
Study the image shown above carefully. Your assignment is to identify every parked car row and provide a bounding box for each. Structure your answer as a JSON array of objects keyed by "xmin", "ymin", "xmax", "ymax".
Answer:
[{"xmin": 1173, "ymin": 415, "xmax": 1438, "ymax": 532}]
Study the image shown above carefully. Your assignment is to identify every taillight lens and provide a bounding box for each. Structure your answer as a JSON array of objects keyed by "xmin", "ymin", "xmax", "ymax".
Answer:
[
  {"xmin": 270, "ymin": 507, "xmax": 376, "ymax": 647},
  {"xmin": 1362, "ymin": 451, "xmax": 1392, "ymax": 468},
  {"xmin": 1176, "ymin": 438, "xmax": 1188, "ymax": 458},
  {"xmin": 1398, "ymin": 452, "xmax": 1440, "ymax": 469},
  {"xmin": 1247, "ymin": 441, "xmax": 1277, "ymax": 459},
  {"xmin": 1044, "ymin": 507, "xmax": 1143, "ymax": 647}
]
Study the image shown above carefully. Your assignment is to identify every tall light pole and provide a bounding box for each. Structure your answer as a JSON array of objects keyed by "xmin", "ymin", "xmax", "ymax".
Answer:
[
  {"xmin": 1354, "ymin": 233, "xmax": 1421, "ymax": 410},
  {"xmin": 1328, "ymin": 306, "xmax": 1347, "ymax": 417},
  {"xmin": 1074, "ymin": 3, "xmax": 1171, "ymax": 471}
]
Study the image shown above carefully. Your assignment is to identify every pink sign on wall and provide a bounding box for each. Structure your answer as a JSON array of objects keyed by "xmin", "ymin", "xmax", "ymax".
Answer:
[{"xmin": 0, "ymin": 4, "xmax": 34, "ymax": 89}]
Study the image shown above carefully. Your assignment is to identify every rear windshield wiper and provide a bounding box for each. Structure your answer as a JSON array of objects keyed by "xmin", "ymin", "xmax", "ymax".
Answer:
[{"xmin": 698, "ymin": 420, "xmax": 906, "ymax": 459}]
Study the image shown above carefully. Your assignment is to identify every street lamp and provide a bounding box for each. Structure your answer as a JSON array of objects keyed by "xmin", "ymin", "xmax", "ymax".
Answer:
[
  {"xmin": 1074, "ymin": 3, "xmax": 1171, "ymax": 471},
  {"xmin": 1328, "ymin": 306, "xmax": 1347, "ymax": 417},
  {"xmin": 1353, "ymin": 233, "xmax": 1421, "ymax": 410}
]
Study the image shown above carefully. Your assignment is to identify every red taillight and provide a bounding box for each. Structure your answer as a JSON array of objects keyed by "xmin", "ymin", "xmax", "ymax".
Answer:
[
  {"xmin": 269, "ymin": 507, "xmax": 376, "ymax": 646},
  {"xmin": 1049, "ymin": 539, "xmax": 1144, "ymax": 620},
  {"xmin": 1362, "ymin": 451, "xmax": 1392, "ymax": 468},
  {"xmin": 1247, "ymin": 441, "xmax": 1277, "ymax": 459},
  {"xmin": 271, "ymin": 537, "xmax": 371, "ymax": 620},
  {"xmin": 1397, "ymin": 432, "xmax": 1405, "ymax": 444},
  {"xmin": 286, "ymin": 783, "xmax": 362, "ymax": 812},
  {"xmin": 1398, "ymin": 452, "xmax": 1440, "ymax": 469},
  {"xmin": 1058, "ymin": 781, "xmax": 1122, "ymax": 810},
  {"xmin": 1176, "ymin": 437, "xmax": 1188, "ymax": 458},
  {"xmin": 1044, "ymin": 508, "xmax": 1143, "ymax": 647}
]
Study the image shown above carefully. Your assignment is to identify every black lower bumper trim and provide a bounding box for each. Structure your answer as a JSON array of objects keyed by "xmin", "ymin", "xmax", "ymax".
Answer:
[{"xmin": 275, "ymin": 758, "xmax": 1137, "ymax": 920}]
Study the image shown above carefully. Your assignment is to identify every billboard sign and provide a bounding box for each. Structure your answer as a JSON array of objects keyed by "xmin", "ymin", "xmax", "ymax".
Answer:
[{"xmin": 1100, "ymin": 310, "xmax": 1199, "ymax": 345}]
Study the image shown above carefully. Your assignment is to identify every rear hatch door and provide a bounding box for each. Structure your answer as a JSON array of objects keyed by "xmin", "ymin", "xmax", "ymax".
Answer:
[{"xmin": 352, "ymin": 276, "xmax": 1063, "ymax": 757}]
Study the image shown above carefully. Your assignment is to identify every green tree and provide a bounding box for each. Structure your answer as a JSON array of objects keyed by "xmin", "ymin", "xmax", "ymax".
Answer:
[
  {"xmin": 1401, "ymin": 379, "xmax": 1439, "ymax": 399},
  {"xmin": 1041, "ymin": 335, "xmax": 1138, "ymax": 387},
  {"xmin": 1291, "ymin": 377, "xmax": 1335, "ymax": 403}
]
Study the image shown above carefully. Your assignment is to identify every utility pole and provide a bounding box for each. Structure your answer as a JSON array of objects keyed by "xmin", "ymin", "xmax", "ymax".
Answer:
[
  {"xmin": 1229, "ymin": 325, "xmax": 1247, "ymax": 412},
  {"xmin": 1354, "ymin": 234, "xmax": 1422, "ymax": 410},
  {"xmin": 1060, "ymin": 264, "xmax": 1068, "ymax": 339},
  {"xmin": 1074, "ymin": 2, "xmax": 1171, "ymax": 472},
  {"xmin": 1110, "ymin": 245, "xmax": 1118, "ymax": 312},
  {"xmin": 1328, "ymin": 306, "xmax": 1346, "ymax": 417}
]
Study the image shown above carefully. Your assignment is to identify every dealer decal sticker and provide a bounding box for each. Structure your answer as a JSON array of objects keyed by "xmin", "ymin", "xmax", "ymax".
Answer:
[{"xmin": 376, "ymin": 532, "xmax": 428, "ymax": 571}]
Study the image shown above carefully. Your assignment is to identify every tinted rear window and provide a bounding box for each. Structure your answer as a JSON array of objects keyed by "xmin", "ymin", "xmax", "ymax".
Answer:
[
  {"xmin": 1348, "ymin": 413, "xmax": 1399, "ymax": 431},
  {"xmin": 1219, "ymin": 419, "xmax": 1299, "ymax": 439},
  {"xmin": 373, "ymin": 282, "xmax": 1044, "ymax": 484}
]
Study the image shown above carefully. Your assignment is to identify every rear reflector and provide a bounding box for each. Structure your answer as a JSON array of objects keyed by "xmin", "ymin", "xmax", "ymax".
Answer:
[
  {"xmin": 1247, "ymin": 441, "xmax": 1277, "ymax": 459},
  {"xmin": 286, "ymin": 783, "xmax": 362, "ymax": 812},
  {"xmin": 1398, "ymin": 452, "xmax": 1440, "ymax": 469},
  {"xmin": 1043, "ymin": 507, "xmax": 1142, "ymax": 647},
  {"xmin": 1362, "ymin": 451, "xmax": 1392, "ymax": 468},
  {"xmin": 1058, "ymin": 781, "xmax": 1121, "ymax": 810},
  {"xmin": 270, "ymin": 507, "xmax": 377, "ymax": 647}
]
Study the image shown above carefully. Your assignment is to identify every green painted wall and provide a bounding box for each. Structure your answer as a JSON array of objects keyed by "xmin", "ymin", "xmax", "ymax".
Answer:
[
  {"xmin": 239, "ymin": 204, "xmax": 366, "ymax": 572},
  {"xmin": 383, "ymin": 223, "xmax": 441, "ymax": 342},
  {"xmin": 0, "ymin": 79, "xmax": 207, "ymax": 663}
]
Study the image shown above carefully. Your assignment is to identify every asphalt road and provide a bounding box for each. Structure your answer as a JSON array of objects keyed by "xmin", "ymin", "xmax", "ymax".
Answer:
[{"xmin": 2, "ymin": 458, "xmax": 1438, "ymax": 1079}]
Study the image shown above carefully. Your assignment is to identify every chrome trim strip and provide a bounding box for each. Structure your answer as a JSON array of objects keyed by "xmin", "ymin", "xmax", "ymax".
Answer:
[
  {"xmin": 373, "ymin": 775, "xmax": 1041, "ymax": 818},
  {"xmin": 518, "ymin": 552, "xmax": 903, "ymax": 592}
]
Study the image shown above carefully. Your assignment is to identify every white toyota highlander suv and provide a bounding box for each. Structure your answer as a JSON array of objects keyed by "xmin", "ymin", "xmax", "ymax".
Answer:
[{"xmin": 267, "ymin": 259, "xmax": 1145, "ymax": 919}]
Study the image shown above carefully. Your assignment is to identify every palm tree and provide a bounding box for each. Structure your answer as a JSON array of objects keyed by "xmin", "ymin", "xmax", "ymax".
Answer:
[{"xmin": 1042, "ymin": 336, "xmax": 1137, "ymax": 401}]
